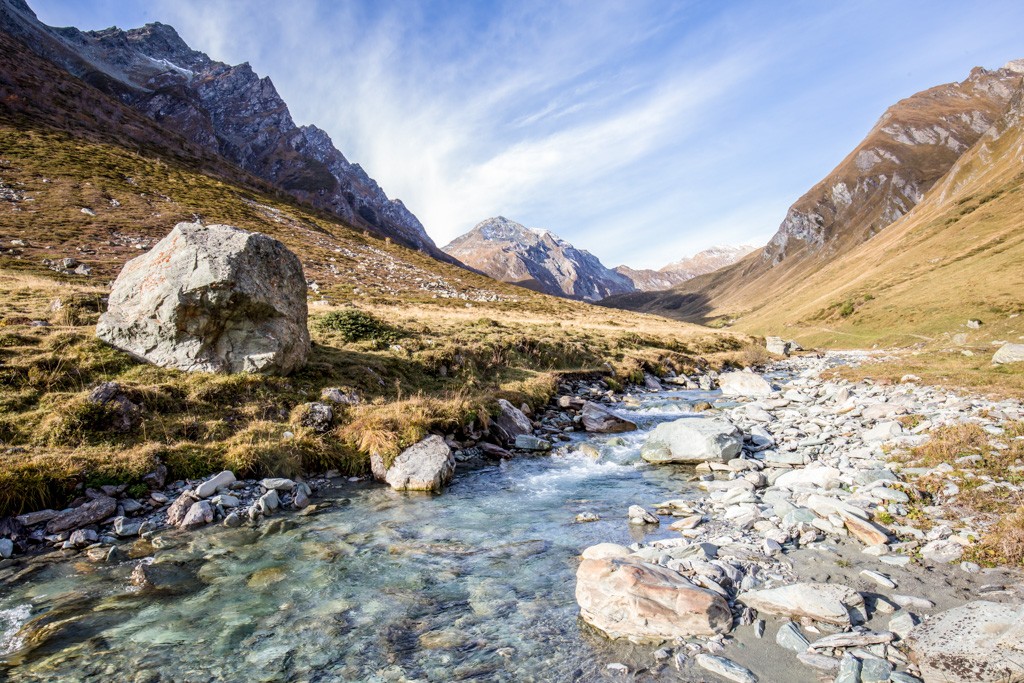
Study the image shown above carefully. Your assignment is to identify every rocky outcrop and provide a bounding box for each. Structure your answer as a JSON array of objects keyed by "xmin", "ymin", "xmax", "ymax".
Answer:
[
  {"xmin": 640, "ymin": 418, "xmax": 742, "ymax": 464},
  {"xmin": 442, "ymin": 217, "xmax": 634, "ymax": 301},
  {"xmin": 96, "ymin": 223, "xmax": 310, "ymax": 375},
  {"xmin": 575, "ymin": 551, "xmax": 733, "ymax": 641},
  {"xmin": 0, "ymin": 1, "xmax": 439, "ymax": 256},
  {"xmin": 382, "ymin": 435, "xmax": 456, "ymax": 492},
  {"xmin": 614, "ymin": 245, "xmax": 756, "ymax": 292},
  {"xmin": 906, "ymin": 601, "xmax": 1024, "ymax": 683}
]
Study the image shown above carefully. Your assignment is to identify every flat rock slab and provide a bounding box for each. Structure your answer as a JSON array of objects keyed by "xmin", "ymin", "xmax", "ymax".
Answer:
[
  {"xmin": 45, "ymin": 496, "xmax": 117, "ymax": 534},
  {"xmin": 576, "ymin": 553, "xmax": 732, "ymax": 642},
  {"xmin": 906, "ymin": 600, "xmax": 1024, "ymax": 683},
  {"xmin": 718, "ymin": 372, "xmax": 773, "ymax": 397},
  {"xmin": 738, "ymin": 583, "xmax": 864, "ymax": 626}
]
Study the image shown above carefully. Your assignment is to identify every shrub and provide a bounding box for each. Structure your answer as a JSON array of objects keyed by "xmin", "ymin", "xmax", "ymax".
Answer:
[{"xmin": 316, "ymin": 310, "xmax": 399, "ymax": 344}]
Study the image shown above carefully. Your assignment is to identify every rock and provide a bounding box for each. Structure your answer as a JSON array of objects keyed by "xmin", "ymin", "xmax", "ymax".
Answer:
[
  {"xmin": 143, "ymin": 464, "xmax": 168, "ymax": 490},
  {"xmin": 627, "ymin": 505, "xmax": 659, "ymax": 525},
  {"xmin": 920, "ymin": 538, "xmax": 964, "ymax": 564},
  {"xmin": 15, "ymin": 509, "xmax": 58, "ymax": 526},
  {"xmin": 86, "ymin": 382, "xmax": 141, "ymax": 432},
  {"xmin": 860, "ymin": 658, "xmax": 893, "ymax": 683},
  {"xmin": 797, "ymin": 653, "xmax": 840, "ymax": 672},
  {"xmin": 293, "ymin": 486, "xmax": 310, "ymax": 509},
  {"xmin": 384, "ymin": 435, "xmax": 456, "ymax": 492},
  {"xmin": 581, "ymin": 402, "xmax": 637, "ymax": 433},
  {"xmin": 223, "ymin": 512, "xmax": 242, "ymax": 527},
  {"xmin": 260, "ymin": 478, "xmax": 296, "ymax": 492},
  {"xmin": 492, "ymin": 399, "xmax": 533, "ymax": 445},
  {"xmin": 166, "ymin": 491, "xmax": 199, "ymax": 527},
  {"xmin": 0, "ymin": 538, "xmax": 13, "ymax": 558},
  {"xmin": 68, "ymin": 529, "xmax": 97, "ymax": 547},
  {"xmin": 906, "ymin": 601, "xmax": 1024, "ymax": 683},
  {"xmin": 96, "ymin": 222, "xmax": 310, "ymax": 375},
  {"xmin": 581, "ymin": 543, "xmax": 631, "ymax": 560},
  {"xmin": 860, "ymin": 570, "xmax": 896, "ymax": 589},
  {"xmin": 738, "ymin": 583, "xmax": 864, "ymax": 626},
  {"xmin": 669, "ymin": 515, "xmax": 703, "ymax": 531},
  {"xmin": 112, "ymin": 516, "xmax": 142, "ymax": 538},
  {"xmin": 514, "ymin": 435, "xmax": 551, "ymax": 451},
  {"xmin": 576, "ymin": 555, "xmax": 733, "ymax": 642},
  {"xmin": 131, "ymin": 561, "xmax": 200, "ymax": 594},
  {"xmin": 893, "ymin": 595, "xmax": 935, "ymax": 611},
  {"xmin": 835, "ymin": 653, "xmax": 861, "ymax": 683},
  {"xmin": 842, "ymin": 512, "xmax": 891, "ymax": 546},
  {"xmin": 808, "ymin": 631, "xmax": 893, "ymax": 650},
  {"xmin": 776, "ymin": 621, "xmax": 810, "ymax": 652},
  {"xmin": 195, "ymin": 470, "xmax": 236, "ymax": 498},
  {"xmin": 321, "ymin": 387, "xmax": 360, "ymax": 405},
  {"xmin": 863, "ymin": 421, "xmax": 903, "ymax": 442},
  {"xmin": 45, "ymin": 496, "xmax": 117, "ymax": 534},
  {"xmin": 766, "ymin": 337, "xmax": 791, "ymax": 356},
  {"xmin": 575, "ymin": 512, "xmax": 600, "ymax": 523},
  {"xmin": 641, "ymin": 418, "xmax": 742, "ymax": 464},
  {"xmin": 300, "ymin": 402, "xmax": 333, "ymax": 432},
  {"xmin": 694, "ymin": 654, "xmax": 758, "ymax": 683},
  {"xmin": 180, "ymin": 501, "xmax": 214, "ymax": 529},
  {"xmin": 774, "ymin": 465, "xmax": 842, "ymax": 490},
  {"xmin": 992, "ymin": 343, "xmax": 1024, "ymax": 364},
  {"xmin": 889, "ymin": 611, "xmax": 920, "ymax": 639},
  {"xmin": 718, "ymin": 371, "xmax": 773, "ymax": 397}
]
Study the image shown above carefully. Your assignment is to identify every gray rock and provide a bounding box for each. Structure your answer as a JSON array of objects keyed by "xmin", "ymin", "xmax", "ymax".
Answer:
[
  {"xmin": 718, "ymin": 372, "xmax": 773, "ymax": 397},
  {"xmin": 0, "ymin": 538, "xmax": 13, "ymax": 558},
  {"xmin": 628, "ymin": 505, "xmax": 659, "ymax": 525},
  {"xmin": 920, "ymin": 538, "xmax": 964, "ymax": 564},
  {"xmin": 808, "ymin": 631, "xmax": 893, "ymax": 650},
  {"xmin": 775, "ymin": 621, "xmax": 810, "ymax": 652},
  {"xmin": 492, "ymin": 399, "xmax": 532, "ymax": 445},
  {"xmin": 796, "ymin": 652, "xmax": 839, "ymax": 672},
  {"xmin": 223, "ymin": 512, "xmax": 242, "ymax": 527},
  {"xmin": 15, "ymin": 509, "xmax": 58, "ymax": 526},
  {"xmin": 112, "ymin": 516, "xmax": 142, "ymax": 538},
  {"xmin": 45, "ymin": 496, "xmax": 117, "ymax": 534},
  {"xmin": 859, "ymin": 658, "xmax": 893, "ymax": 683},
  {"xmin": 694, "ymin": 654, "xmax": 758, "ymax": 683},
  {"xmin": 166, "ymin": 491, "xmax": 199, "ymax": 527},
  {"xmin": 641, "ymin": 418, "xmax": 742, "ymax": 464},
  {"xmin": 515, "ymin": 434, "xmax": 551, "ymax": 451},
  {"xmin": 766, "ymin": 337, "xmax": 792, "ymax": 356},
  {"xmin": 195, "ymin": 470, "xmax": 236, "ymax": 498},
  {"xmin": 889, "ymin": 610, "xmax": 920, "ymax": 640},
  {"xmin": 68, "ymin": 528, "xmax": 98, "ymax": 547},
  {"xmin": 738, "ymin": 583, "xmax": 864, "ymax": 626},
  {"xmin": 180, "ymin": 501, "xmax": 214, "ymax": 529},
  {"xmin": 384, "ymin": 435, "xmax": 456, "ymax": 492},
  {"xmin": 260, "ymin": 478, "xmax": 295, "ymax": 492},
  {"xmin": 906, "ymin": 600, "xmax": 1024, "ymax": 683},
  {"xmin": 300, "ymin": 402, "xmax": 334, "ymax": 432},
  {"xmin": 835, "ymin": 653, "xmax": 861, "ymax": 683},
  {"xmin": 992, "ymin": 342, "xmax": 1024, "ymax": 364},
  {"xmin": 258, "ymin": 489, "xmax": 280, "ymax": 514},
  {"xmin": 96, "ymin": 223, "xmax": 310, "ymax": 375},
  {"xmin": 581, "ymin": 402, "xmax": 637, "ymax": 433}
]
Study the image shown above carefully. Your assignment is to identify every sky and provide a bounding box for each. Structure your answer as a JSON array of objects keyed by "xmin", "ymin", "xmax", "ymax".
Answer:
[{"xmin": 29, "ymin": 0, "xmax": 1024, "ymax": 269}]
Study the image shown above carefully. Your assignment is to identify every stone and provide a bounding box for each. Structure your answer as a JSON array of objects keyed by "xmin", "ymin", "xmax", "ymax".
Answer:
[
  {"xmin": 860, "ymin": 570, "xmax": 896, "ymax": 588},
  {"xmin": 514, "ymin": 435, "xmax": 551, "ymax": 451},
  {"xmin": 893, "ymin": 595, "xmax": 934, "ymax": 611},
  {"xmin": 842, "ymin": 512, "xmax": 891, "ymax": 546},
  {"xmin": 920, "ymin": 538, "xmax": 964, "ymax": 564},
  {"xmin": 738, "ymin": 583, "xmax": 864, "ymax": 626},
  {"xmin": 258, "ymin": 489, "xmax": 280, "ymax": 515},
  {"xmin": 640, "ymin": 418, "xmax": 742, "ymax": 464},
  {"xmin": 384, "ymin": 435, "xmax": 456, "ymax": 492},
  {"xmin": 45, "ymin": 496, "xmax": 117, "ymax": 534},
  {"xmin": 581, "ymin": 543, "xmax": 631, "ymax": 561},
  {"xmin": 112, "ymin": 516, "xmax": 142, "ymax": 538},
  {"xmin": 131, "ymin": 561, "xmax": 200, "ymax": 594},
  {"xmin": 627, "ymin": 505, "xmax": 659, "ymax": 525},
  {"xmin": 992, "ymin": 343, "xmax": 1024, "ymax": 364},
  {"xmin": 96, "ymin": 222, "xmax": 310, "ymax": 375},
  {"xmin": 195, "ymin": 470, "xmax": 236, "ymax": 498},
  {"xmin": 776, "ymin": 621, "xmax": 810, "ymax": 652},
  {"xmin": 180, "ymin": 501, "xmax": 214, "ymax": 529},
  {"xmin": 576, "ymin": 555, "xmax": 733, "ymax": 642},
  {"xmin": 694, "ymin": 654, "xmax": 758, "ymax": 683},
  {"xmin": 575, "ymin": 512, "xmax": 600, "ymax": 523},
  {"xmin": 863, "ymin": 421, "xmax": 903, "ymax": 442},
  {"xmin": 223, "ymin": 512, "xmax": 242, "ymax": 527},
  {"xmin": 889, "ymin": 611, "xmax": 920, "ymax": 639},
  {"xmin": 774, "ymin": 465, "xmax": 842, "ymax": 490},
  {"xmin": 718, "ymin": 371, "xmax": 773, "ymax": 397},
  {"xmin": 15, "ymin": 509, "xmax": 58, "ymax": 526},
  {"xmin": 492, "ymin": 398, "xmax": 533, "ymax": 445},
  {"xmin": 835, "ymin": 653, "xmax": 861, "ymax": 683},
  {"xmin": 766, "ymin": 336, "xmax": 791, "ymax": 356},
  {"xmin": 581, "ymin": 402, "xmax": 637, "ymax": 433},
  {"xmin": 0, "ymin": 538, "xmax": 13, "ymax": 558},
  {"xmin": 86, "ymin": 382, "xmax": 142, "ymax": 432},
  {"xmin": 260, "ymin": 478, "xmax": 296, "ymax": 492},
  {"xmin": 905, "ymin": 601, "xmax": 1024, "ymax": 683},
  {"xmin": 300, "ymin": 402, "xmax": 333, "ymax": 432},
  {"xmin": 808, "ymin": 631, "xmax": 893, "ymax": 649},
  {"xmin": 166, "ymin": 491, "xmax": 199, "ymax": 527},
  {"xmin": 797, "ymin": 653, "xmax": 839, "ymax": 672}
]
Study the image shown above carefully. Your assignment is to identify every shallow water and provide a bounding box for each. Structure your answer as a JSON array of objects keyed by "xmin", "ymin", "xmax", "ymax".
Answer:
[{"xmin": 1, "ymin": 389, "xmax": 740, "ymax": 682}]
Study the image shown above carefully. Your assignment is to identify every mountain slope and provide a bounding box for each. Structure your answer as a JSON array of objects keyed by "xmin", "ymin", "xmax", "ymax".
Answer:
[
  {"xmin": 607, "ymin": 61, "xmax": 1024, "ymax": 323},
  {"xmin": 614, "ymin": 245, "xmax": 756, "ymax": 292},
  {"xmin": 442, "ymin": 217, "xmax": 635, "ymax": 301},
  {"xmin": 0, "ymin": 0, "xmax": 441, "ymax": 257}
]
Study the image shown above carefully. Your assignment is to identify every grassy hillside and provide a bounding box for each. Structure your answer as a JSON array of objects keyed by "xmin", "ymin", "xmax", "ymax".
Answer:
[{"xmin": 0, "ymin": 121, "xmax": 752, "ymax": 516}]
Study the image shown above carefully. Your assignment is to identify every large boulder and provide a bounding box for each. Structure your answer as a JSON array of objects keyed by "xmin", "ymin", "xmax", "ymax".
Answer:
[
  {"xmin": 738, "ymin": 583, "xmax": 864, "ymax": 627},
  {"xmin": 491, "ymin": 399, "xmax": 532, "ymax": 445},
  {"xmin": 718, "ymin": 371, "xmax": 773, "ymax": 397},
  {"xmin": 640, "ymin": 418, "xmax": 742, "ymax": 464},
  {"xmin": 383, "ymin": 435, "xmax": 456, "ymax": 492},
  {"xmin": 906, "ymin": 601, "xmax": 1024, "ymax": 683},
  {"xmin": 576, "ymin": 552, "xmax": 732, "ymax": 642},
  {"xmin": 992, "ymin": 343, "xmax": 1024, "ymax": 365},
  {"xmin": 96, "ymin": 222, "xmax": 310, "ymax": 375},
  {"xmin": 581, "ymin": 402, "xmax": 637, "ymax": 433}
]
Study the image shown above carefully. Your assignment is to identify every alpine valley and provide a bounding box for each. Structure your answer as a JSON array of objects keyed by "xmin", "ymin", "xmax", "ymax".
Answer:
[{"xmin": 1, "ymin": 2, "xmax": 1024, "ymax": 683}]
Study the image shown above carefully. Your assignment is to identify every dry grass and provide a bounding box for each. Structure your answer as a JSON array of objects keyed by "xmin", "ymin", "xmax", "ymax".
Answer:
[{"xmin": 832, "ymin": 350, "xmax": 1024, "ymax": 400}]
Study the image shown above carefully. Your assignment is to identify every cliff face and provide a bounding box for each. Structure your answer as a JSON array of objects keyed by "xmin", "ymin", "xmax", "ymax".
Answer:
[
  {"xmin": 615, "ymin": 245, "xmax": 756, "ymax": 291},
  {"xmin": 0, "ymin": 0, "xmax": 440, "ymax": 256},
  {"xmin": 442, "ymin": 217, "xmax": 635, "ymax": 301}
]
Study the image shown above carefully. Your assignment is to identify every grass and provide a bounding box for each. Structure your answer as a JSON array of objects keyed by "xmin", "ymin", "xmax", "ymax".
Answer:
[
  {"xmin": 832, "ymin": 350, "xmax": 1024, "ymax": 399},
  {"xmin": 892, "ymin": 421, "xmax": 1024, "ymax": 566}
]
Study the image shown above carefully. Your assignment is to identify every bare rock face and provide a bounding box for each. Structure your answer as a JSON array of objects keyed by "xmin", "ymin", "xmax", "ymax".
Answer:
[
  {"xmin": 576, "ymin": 552, "xmax": 733, "ymax": 642},
  {"xmin": 96, "ymin": 223, "xmax": 309, "ymax": 375},
  {"xmin": 383, "ymin": 435, "xmax": 456, "ymax": 492}
]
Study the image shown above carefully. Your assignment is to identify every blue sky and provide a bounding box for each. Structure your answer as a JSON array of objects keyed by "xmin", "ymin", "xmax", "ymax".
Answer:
[{"xmin": 31, "ymin": 0, "xmax": 1024, "ymax": 269}]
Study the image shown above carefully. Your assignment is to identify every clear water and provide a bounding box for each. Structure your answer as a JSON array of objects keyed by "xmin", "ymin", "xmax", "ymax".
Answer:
[{"xmin": 0, "ymin": 390, "xmax": 735, "ymax": 682}]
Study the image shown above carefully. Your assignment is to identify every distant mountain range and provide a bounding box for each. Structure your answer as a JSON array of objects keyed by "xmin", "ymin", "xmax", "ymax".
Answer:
[
  {"xmin": 442, "ymin": 217, "xmax": 754, "ymax": 301},
  {"xmin": 605, "ymin": 59, "xmax": 1024, "ymax": 346},
  {"xmin": 0, "ymin": 0, "xmax": 443, "ymax": 258}
]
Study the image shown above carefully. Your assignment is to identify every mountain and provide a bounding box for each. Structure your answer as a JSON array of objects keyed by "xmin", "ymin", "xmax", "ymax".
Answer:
[
  {"xmin": 614, "ymin": 245, "xmax": 756, "ymax": 291},
  {"xmin": 607, "ymin": 61, "xmax": 1024, "ymax": 329},
  {"xmin": 0, "ymin": 0, "xmax": 441, "ymax": 257},
  {"xmin": 442, "ymin": 217, "xmax": 635, "ymax": 301}
]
